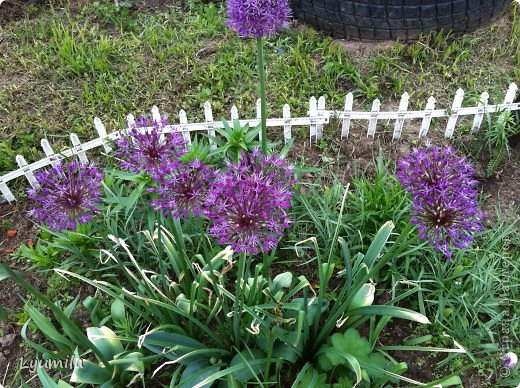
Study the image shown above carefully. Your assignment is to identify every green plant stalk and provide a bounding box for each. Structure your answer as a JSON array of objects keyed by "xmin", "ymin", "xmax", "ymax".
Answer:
[
  {"xmin": 233, "ymin": 252, "xmax": 248, "ymax": 349},
  {"xmin": 256, "ymin": 37, "xmax": 267, "ymax": 154},
  {"xmin": 264, "ymin": 327, "xmax": 277, "ymax": 380},
  {"xmin": 312, "ymin": 186, "xmax": 349, "ymax": 341}
]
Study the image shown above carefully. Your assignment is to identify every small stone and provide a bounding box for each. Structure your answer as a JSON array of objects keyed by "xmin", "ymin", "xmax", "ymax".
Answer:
[
  {"xmin": 3, "ymin": 349, "xmax": 10, "ymax": 356},
  {"xmin": 0, "ymin": 352, "xmax": 6, "ymax": 368},
  {"xmin": 0, "ymin": 333, "xmax": 16, "ymax": 348}
]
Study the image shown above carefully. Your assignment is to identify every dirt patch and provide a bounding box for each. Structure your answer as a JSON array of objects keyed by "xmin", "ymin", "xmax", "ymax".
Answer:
[
  {"xmin": 381, "ymin": 319, "xmax": 493, "ymax": 387},
  {"xmin": 0, "ymin": 0, "xmax": 47, "ymax": 24},
  {"xmin": 0, "ymin": 202, "xmax": 98, "ymax": 387},
  {"xmin": 0, "ymin": 202, "xmax": 42, "ymax": 386}
]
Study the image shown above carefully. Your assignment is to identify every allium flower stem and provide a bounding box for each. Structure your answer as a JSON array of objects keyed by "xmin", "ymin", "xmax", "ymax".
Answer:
[
  {"xmin": 233, "ymin": 251, "xmax": 248, "ymax": 349},
  {"xmin": 257, "ymin": 37, "xmax": 268, "ymax": 154}
]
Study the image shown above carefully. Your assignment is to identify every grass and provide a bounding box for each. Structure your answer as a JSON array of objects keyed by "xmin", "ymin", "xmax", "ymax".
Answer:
[
  {"xmin": 0, "ymin": 0, "xmax": 519, "ymax": 177},
  {"xmin": 386, "ymin": 210, "xmax": 520, "ymax": 382}
]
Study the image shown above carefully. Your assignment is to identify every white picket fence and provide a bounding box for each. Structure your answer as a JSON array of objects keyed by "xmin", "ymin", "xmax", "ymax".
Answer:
[{"xmin": 1, "ymin": 83, "xmax": 518, "ymax": 203}]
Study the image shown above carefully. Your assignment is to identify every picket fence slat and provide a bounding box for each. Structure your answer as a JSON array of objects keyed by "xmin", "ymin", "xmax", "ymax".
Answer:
[
  {"xmin": 41, "ymin": 139, "xmax": 61, "ymax": 167},
  {"xmin": 316, "ymin": 96, "xmax": 326, "ymax": 140},
  {"xmin": 94, "ymin": 117, "xmax": 112, "ymax": 153},
  {"xmin": 309, "ymin": 96, "xmax": 318, "ymax": 142},
  {"xmin": 0, "ymin": 181, "xmax": 15, "ymax": 203},
  {"xmin": 204, "ymin": 101, "xmax": 216, "ymax": 150},
  {"xmin": 16, "ymin": 155, "xmax": 38, "ymax": 189},
  {"xmin": 471, "ymin": 92, "xmax": 489, "ymax": 133},
  {"xmin": 419, "ymin": 96, "xmax": 436, "ymax": 138},
  {"xmin": 179, "ymin": 109, "xmax": 191, "ymax": 145},
  {"xmin": 503, "ymin": 83, "xmax": 518, "ymax": 106},
  {"xmin": 1, "ymin": 83, "xmax": 519, "ymax": 203},
  {"xmin": 231, "ymin": 105, "xmax": 239, "ymax": 121},
  {"xmin": 126, "ymin": 113, "xmax": 135, "ymax": 127},
  {"xmin": 367, "ymin": 99, "xmax": 381, "ymax": 138},
  {"xmin": 151, "ymin": 105, "xmax": 162, "ymax": 122},
  {"xmin": 444, "ymin": 88, "xmax": 465, "ymax": 139},
  {"xmin": 341, "ymin": 93, "xmax": 353, "ymax": 139},
  {"xmin": 283, "ymin": 104, "xmax": 292, "ymax": 143},
  {"xmin": 392, "ymin": 92, "xmax": 409, "ymax": 140}
]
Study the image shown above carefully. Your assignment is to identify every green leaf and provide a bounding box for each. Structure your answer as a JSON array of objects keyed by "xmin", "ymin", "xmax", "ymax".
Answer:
[
  {"xmin": 142, "ymin": 330, "xmax": 209, "ymax": 366},
  {"xmin": 0, "ymin": 263, "xmax": 11, "ymax": 281},
  {"xmin": 86, "ymin": 326, "xmax": 124, "ymax": 361},
  {"xmin": 271, "ymin": 272, "xmax": 293, "ymax": 293},
  {"xmin": 83, "ymin": 296, "xmax": 102, "ymax": 326},
  {"xmin": 346, "ymin": 305, "xmax": 430, "ymax": 324},
  {"xmin": 110, "ymin": 298, "xmax": 127, "ymax": 326},
  {"xmin": 216, "ymin": 374, "xmax": 242, "ymax": 388},
  {"xmin": 363, "ymin": 221, "xmax": 394, "ymax": 269},
  {"xmin": 333, "ymin": 376, "xmax": 353, "ymax": 388},
  {"xmin": 25, "ymin": 303, "xmax": 74, "ymax": 350},
  {"xmin": 37, "ymin": 367, "xmax": 59, "ymax": 388},
  {"xmin": 318, "ymin": 329, "xmax": 370, "ymax": 371},
  {"xmin": 70, "ymin": 359, "xmax": 112, "ymax": 384},
  {"xmin": 178, "ymin": 359, "xmax": 219, "ymax": 388},
  {"xmin": 230, "ymin": 349, "xmax": 265, "ymax": 382},
  {"xmin": 63, "ymin": 295, "xmax": 80, "ymax": 319},
  {"xmin": 439, "ymin": 376, "xmax": 463, "ymax": 386},
  {"xmin": 0, "ymin": 304, "xmax": 7, "ymax": 321},
  {"xmin": 21, "ymin": 319, "xmax": 65, "ymax": 358},
  {"xmin": 284, "ymin": 297, "xmax": 330, "ymax": 325},
  {"xmin": 38, "ymin": 367, "xmax": 75, "ymax": 388},
  {"xmin": 294, "ymin": 367, "xmax": 329, "ymax": 388},
  {"xmin": 349, "ymin": 283, "xmax": 375, "ymax": 310},
  {"xmin": 109, "ymin": 351, "xmax": 145, "ymax": 374}
]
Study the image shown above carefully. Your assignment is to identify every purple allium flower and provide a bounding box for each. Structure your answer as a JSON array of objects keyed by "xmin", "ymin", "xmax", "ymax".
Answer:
[
  {"xmin": 397, "ymin": 145, "xmax": 479, "ymax": 198},
  {"xmin": 207, "ymin": 150, "xmax": 295, "ymax": 255},
  {"xmin": 27, "ymin": 159, "xmax": 104, "ymax": 232},
  {"xmin": 503, "ymin": 352, "xmax": 518, "ymax": 369},
  {"xmin": 151, "ymin": 160, "xmax": 216, "ymax": 219},
  {"xmin": 409, "ymin": 194, "xmax": 484, "ymax": 259},
  {"xmin": 397, "ymin": 145, "xmax": 484, "ymax": 259},
  {"xmin": 226, "ymin": 0, "xmax": 292, "ymax": 38},
  {"xmin": 114, "ymin": 117, "xmax": 186, "ymax": 181}
]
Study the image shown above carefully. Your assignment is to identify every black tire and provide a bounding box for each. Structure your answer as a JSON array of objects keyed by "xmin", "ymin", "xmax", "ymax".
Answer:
[{"xmin": 289, "ymin": 0, "xmax": 512, "ymax": 40}]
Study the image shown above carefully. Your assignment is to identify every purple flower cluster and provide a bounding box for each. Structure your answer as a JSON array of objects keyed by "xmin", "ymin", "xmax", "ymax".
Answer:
[
  {"xmin": 226, "ymin": 0, "xmax": 292, "ymax": 38},
  {"xmin": 152, "ymin": 159, "xmax": 216, "ymax": 219},
  {"xmin": 206, "ymin": 150, "xmax": 295, "ymax": 255},
  {"xmin": 114, "ymin": 117, "xmax": 186, "ymax": 181},
  {"xmin": 27, "ymin": 159, "xmax": 103, "ymax": 232},
  {"xmin": 397, "ymin": 145, "xmax": 484, "ymax": 259},
  {"xmin": 113, "ymin": 116, "xmax": 296, "ymax": 254}
]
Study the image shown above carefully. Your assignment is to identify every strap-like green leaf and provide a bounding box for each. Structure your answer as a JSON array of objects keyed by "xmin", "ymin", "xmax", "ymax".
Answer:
[
  {"xmin": 363, "ymin": 221, "xmax": 394, "ymax": 269},
  {"xmin": 70, "ymin": 359, "xmax": 112, "ymax": 384},
  {"xmin": 347, "ymin": 305, "xmax": 430, "ymax": 324}
]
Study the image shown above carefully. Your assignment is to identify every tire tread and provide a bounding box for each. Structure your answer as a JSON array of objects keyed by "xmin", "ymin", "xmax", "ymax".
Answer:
[{"xmin": 290, "ymin": 0, "xmax": 511, "ymax": 40}]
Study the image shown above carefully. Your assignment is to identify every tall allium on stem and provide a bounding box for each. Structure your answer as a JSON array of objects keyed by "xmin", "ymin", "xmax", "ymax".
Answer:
[
  {"xmin": 226, "ymin": 0, "xmax": 291, "ymax": 154},
  {"xmin": 27, "ymin": 159, "xmax": 104, "ymax": 232},
  {"xmin": 151, "ymin": 160, "xmax": 216, "ymax": 219},
  {"xmin": 397, "ymin": 145, "xmax": 484, "ymax": 259},
  {"xmin": 207, "ymin": 150, "xmax": 295, "ymax": 254},
  {"xmin": 114, "ymin": 117, "xmax": 186, "ymax": 181}
]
